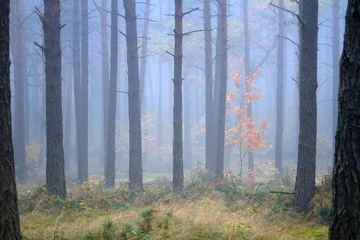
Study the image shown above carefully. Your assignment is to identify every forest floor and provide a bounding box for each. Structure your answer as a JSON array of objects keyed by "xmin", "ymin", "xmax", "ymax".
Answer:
[{"xmin": 19, "ymin": 172, "xmax": 331, "ymax": 240}]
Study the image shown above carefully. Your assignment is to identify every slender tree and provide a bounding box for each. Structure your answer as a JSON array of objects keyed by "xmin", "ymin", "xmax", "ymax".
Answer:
[
  {"xmin": 140, "ymin": 0, "xmax": 151, "ymax": 108},
  {"xmin": 329, "ymin": 1, "xmax": 360, "ymax": 238},
  {"xmin": 294, "ymin": 0, "xmax": 318, "ymax": 212},
  {"xmin": 79, "ymin": 0, "xmax": 89, "ymax": 182},
  {"xmin": 64, "ymin": 53, "xmax": 73, "ymax": 171},
  {"xmin": 105, "ymin": 0, "xmax": 118, "ymax": 188},
  {"xmin": 275, "ymin": 0, "xmax": 285, "ymax": 175},
  {"xmin": 38, "ymin": 0, "xmax": 67, "ymax": 199},
  {"xmin": 0, "ymin": 1, "xmax": 22, "ymax": 237},
  {"xmin": 184, "ymin": 79, "xmax": 192, "ymax": 170},
  {"xmin": 124, "ymin": 0, "xmax": 143, "ymax": 190}
]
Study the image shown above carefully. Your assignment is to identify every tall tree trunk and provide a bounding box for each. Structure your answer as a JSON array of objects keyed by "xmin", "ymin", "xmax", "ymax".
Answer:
[
  {"xmin": 294, "ymin": 0, "xmax": 318, "ymax": 212},
  {"xmin": 215, "ymin": 0, "xmax": 227, "ymax": 178},
  {"xmin": 124, "ymin": 0, "xmax": 143, "ymax": 190},
  {"xmin": 140, "ymin": 0, "xmax": 151, "ymax": 108},
  {"xmin": 204, "ymin": 0, "xmax": 213, "ymax": 171},
  {"xmin": 275, "ymin": 0, "xmax": 285, "ymax": 175},
  {"xmin": 330, "ymin": 1, "xmax": 360, "ymax": 237},
  {"xmin": 101, "ymin": 0, "xmax": 109, "ymax": 168},
  {"xmin": 331, "ymin": 0, "xmax": 340, "ymax": 159},
  {"xmin": 0, "ymin": 1, "xmax": 22, "ymax": 237},
  {"xmin": 105, "ymin": 0, "xmax": 118, "ymax": 188},
  {"xmin": 38, "ymin": 74, "xmax": 46, "ymax": 167},
  {"xmin": 13, "ymin": 0, "xmax": 27, "ymax": 184},
  {"xmin": 244, "ymin": 0, "xmax": 254, "ymax": 171},
  {"xmin": 42, "ymin": 0, "xmax": 67, "ymax": 199},
  {"xmin": 72, "ymin": 0, "xmax": 81, "ymax": 175},
  {"xmin": 184, "ymin": 80, "xmax": 192, "ymax": 170},
  {"xmin": 64, "ymin": 52, "xmax": 73, "ymax": 171},
  {"xmin": 157, "ymin": 61, "xmax": 163, "ymax": 151},
  {"xmin": 79, "ymin": 0, "xmax": 89, "ymax": 182},
  {"xmin": 172, "ymin": 0, "xmax": 184, "ymax": 194}
]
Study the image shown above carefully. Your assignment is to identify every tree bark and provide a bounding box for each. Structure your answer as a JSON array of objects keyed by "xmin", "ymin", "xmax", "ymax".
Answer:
[
  {"xmin": 0, "ymin": 1, "xmax": 22, "ymax": 237},
  {"xmin": 101, "ymin": 0, "xmax": 109, "ymax": 168},
  {"xmin": 43, "ymin": 0, "xmax": 67, "ymax": 199},
  {"xmin": 105, "ymin": 0, "xmax": 118, "ymax": 188},
  {"xmin": 329, "ymin": 1, "xmax": 360, "ymax": 238},
  {"xmin": 275, "ymin": 0, "xmax": 285, "ymax": 175},
  {"xmin": 184, "ymin": 80, "xmax": 192, "ymax": 170},
  {"xmin": 64, "ymin": 52, "xmax": 73, "ymax": 171},
  {"xmin": 79, "ymin": 0, "xmax": 89, "ymax": 182},
  {"xmin": 172, "ymin": 0, "xmax": 184, "ymax": 194},
  {"xmin": 124, "ymin": 0, "xmax": 143, "ymax": 191},
  {"xmin": 204, "ymin": 0, "xmax": 214, "ymax": 171},
  {"xmin": 294, "ymin": 0, "xmax": 318, "ymax": 212}
]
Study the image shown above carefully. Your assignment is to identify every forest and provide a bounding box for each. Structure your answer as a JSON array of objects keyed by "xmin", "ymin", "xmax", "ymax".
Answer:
[{"xmin": 0, "ymin": 0, "xmax": 359, "ymax": 239}]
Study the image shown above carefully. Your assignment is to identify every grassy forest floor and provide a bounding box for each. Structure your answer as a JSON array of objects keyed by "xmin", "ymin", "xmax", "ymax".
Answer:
[{"xmin": 19, "ymin": 170, "xmax": 331, "ymax": 240}]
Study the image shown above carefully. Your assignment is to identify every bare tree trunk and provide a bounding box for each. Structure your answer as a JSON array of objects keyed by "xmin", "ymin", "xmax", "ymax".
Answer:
[
  {"xmin": 42, "ymin": 0, "xmax": 67, "ymax": 199},
  {"xmin": 331, "ymin": 0, "xmax": 340, "ymax": 159},
  {"xmin": 330, "ymin": 2, "xmax": 360, "ymax": 237},
  {"xmin": 172, "ymin": 0, "xmax": 184, "ymax": 194},
  {"xmin": 101, "ymin": 0, "xmax": 109, "ymax": 168},
  {"xmin": 105, "ymin": 0, "xmax": 118, "ymax": 188},
  {"xmin": 275, "ymin": 0, "xmax": 285, "ymax": 175},
  {"xmin": 72, "ymin": 0, "xmax": 81, "ymax": 175},
  {"xmin": 64, "ymin": 52, "xmax": 73, "ymax": 171},
  {"xmin": 124, "ymin": 0, "xmax": 143, "ymax": 191},
  {"xmin": 184, "ymin": 80, "xmax": 192, "ymax": 170},
  {"xmin": 294, "ymin": 0, "xmax": 318, "ymax": 212},
  {"xmin": 79, "ymin": 0, "xmax": 89, "ymax": 182},
  {"xmin": 140, "ymin": 0, "xmax": 151, "ymax": 108},
  {"xmin": 13, "ymin": 0, "xmax": 27, "ymax": 184},
  {"xmin": 215, "ymin": 0, "xmax": 227, "ymax": 178},
  {"xmin": 157, "ymin": 61, "xmax": 163, "ymax": 150},
  {"xmin": 0, "ymin": 1, "xmax": 22, "ymax": 237},
  {"xmin": 204, "ymin": 0, "xmax": 213, "ymax": 171}
]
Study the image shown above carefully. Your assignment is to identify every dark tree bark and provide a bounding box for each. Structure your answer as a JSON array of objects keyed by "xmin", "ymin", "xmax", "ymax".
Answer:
[
  {"xmin": 42, "ymin": 0, "xmax": 67, "ymax": 199},
  {"xmin": 275, "ymin": 0, "xmax": 285, "ymax": 175},
  {"xmin": 64, "ymin": 53, "xmax": 73, "ymax": 171},
  {"xmin": 329, "ymin": 1, "xmax": 360, "ymax": 238},
  {"xmin": 243, "ymin": 0, "xmax": 254, "ymax": 171},
  {"xmin": 13, "ymin": 0, "xmax": 27, "ymax": 184},
  {"xmin": 172, "ymin": 0, "xmax": 184, "ymax": 194},
  {"xmin": 105, "ymin": 0, "xmax": 118, "ymax": 188},
  {"xmin": 79, "ymin": 0, "xmax": 89, "ymax": 182},
  {"xmin": 204, "ymin": 0, "xmax": 214, "ymax": 171},
  {"xmin": 214, "ymin": 0, "xmax": 227, "ymax": 178},
  {"xmin": 101, "ymin": 0, "xmax": 109, "ymax": 168},
  {"xmin": 294, "ymin": 0, "xmax": 318, "ymax": 212},
  {"xmin": 124, "ymin": 0, "xmax": 143, "ymax": 191},
  {"xmin": 332, "ymin": 0, "xmax": 340, "ymax": 157},
  {"xmin": 0, "ymin": 1, "xmax": 22, "ymax": 237},
  {"xmin": 72, "ymin": 0, "xmax": 81, "ymax": 174}
]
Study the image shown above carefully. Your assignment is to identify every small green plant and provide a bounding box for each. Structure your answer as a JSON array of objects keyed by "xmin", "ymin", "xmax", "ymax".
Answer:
[
  {"xmin": 100, "ymin": 220, "xmax": 116, "ymax": 240},
  {"xmin": 137, "ymin": 208, "xmax": 154, "ymax": 234},
  {"xmin": 235, "ymin": 223, "xmax": 251, "ymax": 240}
]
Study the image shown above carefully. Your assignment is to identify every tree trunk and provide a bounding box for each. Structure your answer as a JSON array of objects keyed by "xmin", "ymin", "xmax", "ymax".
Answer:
[
  {"xmin": 275, "ymin": 0, "xmax": 285, "ymax": 175},
  {"xmin": 0, "ymin": 1, "xmax": 22, "ymax": 237},
  {"xmin": 101, "ymin": 0, "xmax": 109, "ymax": 168},
  {"xmin": 329, "ymin": 1, "xmax": 360, "ymax": 238},
  {"xmin": 105, "ymin": 0, "xmax": 118, "ymax": 188},
  {"xmin": 204, "ymin": 0, "xmax": 213, "ymax": 171},
  {"xmin": 64, "ymin": 52, "xmax": 73, "ymax": 171},
  {"xmin": 294, "ymin": 0, "xmax": 318, "ymax": 212},
  {"xmin": 72, "ymin": 0, "xmax": 81, "ymax": 176},
  {"xmin": 172, "ymin": 0, "xmax": 184, "ymax": 194},
  {"xmin": 79, "ymin": 0, "xmax": 89, "ymax": 182},
  {"xmin": 215, "ymin": 0, "xmax": 227, "ymax": 179},
  {"xmin": 124, "ymin": 0, "xmax": 143, "ymax": 191},
  {"xmin": 13, "ymin": 0, "xmax": 27, "ymax": 184},
  {"xmin": 184, "ymin": 80, "xmax": 192, "ymax": 170},
  {"xmin": 43, "ymin": 0, "xmax": 67, "ymax": 199},
  {"xmin": 331, "ymin": 0, "xmax": 340, "ymax": 158},
  {"xmin": 157, "ymin": 61, "xmax": 163, "ymax": 150}
]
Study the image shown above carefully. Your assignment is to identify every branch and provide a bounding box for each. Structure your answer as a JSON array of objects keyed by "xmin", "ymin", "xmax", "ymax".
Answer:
[
  {"xmin": 183, "ymin": 29, "xmax": 213, "ymax": 36},
  {"xmin": 34, "ymin": 42, "xmax": 44, "ymax": 51},
  {"xmin": 269, "ymin": 2, "xmax": 303, "ymax": 25},
  {"xmin": 275, "ymin": 35, "xmax": 299, "ymax": 47},
  {"xmin": 269, "ymin": 191, "xmax": 294, "ymax": 195},
  {"xmin": 166, "ymin": 51, "xmax": 175, "ymax": 57},
  {"xmin": 183, "ymin": 8, "xmax": 199, "ymax": 16}
]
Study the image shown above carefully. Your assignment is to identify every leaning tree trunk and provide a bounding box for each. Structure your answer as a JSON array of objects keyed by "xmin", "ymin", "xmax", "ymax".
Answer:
[
  {"xmin": 105, "ymin": 0, "xmax": 118, "ymax": 188},
  {"xmin": 72, "ymin": 0, "xmax": 81, "ymax": 173},
  {"xmin": 204, "ymin": 0, "xmax": 214, "ymax": 171},
  {"xmin": 101, "ymin": 0, "xmax": 109, "ymax": 168},
  {"xmin": 0, "ymin": 1, "xmax": 22, "ymax": 237},
  {"xmin": 275, "ymin": 0, "xmax": 285, "ymax": 175},
  {"xmin": 215, "ymin": 0, "xmax": 227, "ymax": 178},
  {"xmin": 172, "ymin": 0, "xmax": 184, "ymax": 194},
  {"xmin": 79, "ymin": 0, "xmax": 89, "ymax": 182},
  {"xmin": 329, "ymin": 1, "xmax": 360, "ymax": 238},
  {"xmin": 124, "ymin": 0, "xmax": 143, "ymax": 191},
  {"xmin": 42, "ymin": 0, "xmax": 67, "ymax": 199},
  {"xmin": 331, "ymin": 0, "xmax": 340, "ymax": 158},
  {"xmin": 294, "ymin": 0, "xmax": 318, "ymax": 212}
]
